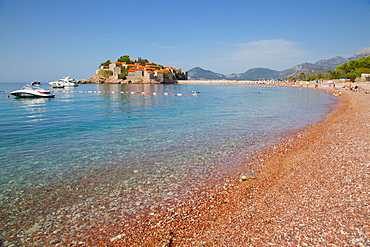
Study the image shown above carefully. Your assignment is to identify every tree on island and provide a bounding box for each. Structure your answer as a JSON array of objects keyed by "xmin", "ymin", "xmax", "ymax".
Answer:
[
  {"xmin": 136, "ymin": 57, "xmax": 149, "ymax": 66},
  {"xmin": 118, "ymin": 66, "xmax": 128, "ymax": 79},
  {"xmin": 97, "ymin": 69, "xmax": 113, "ymax": 77},
  {"xmin": 100, "ymin": 60, "xmax": 111, "ymax": 67},
  {"xmin": 117, "ymin": 55, "xmax": 132, "ymax": 64}
]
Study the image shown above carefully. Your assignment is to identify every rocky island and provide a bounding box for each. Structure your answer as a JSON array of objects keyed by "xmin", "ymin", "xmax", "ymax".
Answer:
[{"xmin": 79, "ymin": 55, "xmax": 187, "ymax": 84}]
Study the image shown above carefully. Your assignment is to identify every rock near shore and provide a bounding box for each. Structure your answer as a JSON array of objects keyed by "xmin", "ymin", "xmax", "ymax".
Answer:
[{"xmin": 77, "ymin": 75, "xmax": 123, "ymax": 84}]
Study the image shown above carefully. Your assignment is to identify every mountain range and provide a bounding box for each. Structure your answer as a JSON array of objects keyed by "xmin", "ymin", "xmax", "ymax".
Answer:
[{"xmin": 187, "ymin": 47, "xmax": 370, "ymax": 80}]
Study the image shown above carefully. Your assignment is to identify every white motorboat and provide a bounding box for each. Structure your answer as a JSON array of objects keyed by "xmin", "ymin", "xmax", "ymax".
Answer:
[
  {"xmin": 11, "ymin": 81, "xmax": 55, "ymax": 98},
  {"xmin": 48, "ymin": 76, "xmax": 78, "ymax": 88}
]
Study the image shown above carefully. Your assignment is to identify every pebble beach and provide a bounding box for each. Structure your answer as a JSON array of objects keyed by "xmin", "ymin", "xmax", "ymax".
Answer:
[{"xmin": 1, "ymin": 83, "xmax": 369, "ymax": 246}]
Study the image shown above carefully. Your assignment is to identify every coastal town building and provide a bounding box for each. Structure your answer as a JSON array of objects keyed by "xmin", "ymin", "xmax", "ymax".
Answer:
[
  {"xmin": 361, "ymin": 73, "xmax": 370, "ymax": 82},
  {"xmin": 96, "ymin": 61, "xmax": 187, "ymax": 83}
]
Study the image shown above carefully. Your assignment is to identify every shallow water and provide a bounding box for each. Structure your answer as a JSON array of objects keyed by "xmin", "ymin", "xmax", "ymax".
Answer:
[{"xmin": 0, "ymin": 83, "xmax": 337, "ymax": 221}]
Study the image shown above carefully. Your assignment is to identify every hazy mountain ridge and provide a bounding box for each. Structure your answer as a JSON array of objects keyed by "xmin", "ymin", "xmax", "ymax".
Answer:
[
  {"xmin": 187, "ymin": 48, "xmax": 370, "ymax": 80},
  {"xmin": 187, "ymin": 67, "xmax": 227, "ymax": 80}
]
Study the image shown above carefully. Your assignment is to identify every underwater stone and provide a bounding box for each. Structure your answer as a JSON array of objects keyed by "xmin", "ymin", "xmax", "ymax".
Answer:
[
  {"xmin": 240, "ymin": 173, "xmax": 258, "ymax": 181},
  {"xmin": 25, "ymin": 227, "xmax": 39, "ymax": 235}
]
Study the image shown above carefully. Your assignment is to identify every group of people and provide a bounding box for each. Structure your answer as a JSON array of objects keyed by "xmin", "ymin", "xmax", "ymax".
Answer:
[
  {"xmin": 297, "ymin": 81, "xmax": 368, "ymax": 94},
  {"xmin": 352, "ymin": 85, "xmax": 360, "ymax": 92}
]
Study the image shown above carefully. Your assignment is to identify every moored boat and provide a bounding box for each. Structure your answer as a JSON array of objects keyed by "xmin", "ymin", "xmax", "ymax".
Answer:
[
  {"xmin": 11, "ymin": 81, "xmax": 55, "ymax": 98},
  {"xmin": 48, "ymin": 76, "xmax": 78, "ymax": 88}
]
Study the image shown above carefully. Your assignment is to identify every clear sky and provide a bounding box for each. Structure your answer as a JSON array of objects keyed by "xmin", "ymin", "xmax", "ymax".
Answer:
[{"xmin": 0, "ymin": 0, "xmax": 369, "ymax": 82}]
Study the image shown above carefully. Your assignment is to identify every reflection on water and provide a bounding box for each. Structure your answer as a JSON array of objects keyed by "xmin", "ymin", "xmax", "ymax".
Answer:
[{"xmin": 13, "ymin": 97, "xmax": 52, "ymax": 116}]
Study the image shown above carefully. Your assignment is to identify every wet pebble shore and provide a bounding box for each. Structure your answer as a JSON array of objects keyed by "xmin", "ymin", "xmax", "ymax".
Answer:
[{"xmin": 1, "ymin": 88, "xmax": 369, "ymax": 246}]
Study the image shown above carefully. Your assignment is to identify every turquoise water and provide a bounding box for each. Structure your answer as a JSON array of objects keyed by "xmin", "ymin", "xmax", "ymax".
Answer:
[{"xmin": 0, "ymin": 83, "xmax": 337, "ymax": 221}]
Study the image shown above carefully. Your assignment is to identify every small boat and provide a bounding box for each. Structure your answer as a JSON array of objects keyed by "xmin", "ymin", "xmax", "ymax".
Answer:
[
  {"xmin": 48, "ymin": 76, "xmax": 78, "ymax": 88},
  {"xmin": 11, "ymin": 81, "xmax": 55, "ymax": 98}
]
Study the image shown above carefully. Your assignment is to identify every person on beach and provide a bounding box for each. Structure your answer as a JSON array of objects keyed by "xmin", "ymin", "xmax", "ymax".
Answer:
[{"xmin": 315, "ymin": 81, "xmax": 319, "ymax": 88}]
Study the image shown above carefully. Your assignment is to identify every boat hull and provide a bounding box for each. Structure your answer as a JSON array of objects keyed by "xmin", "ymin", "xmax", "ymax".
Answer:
[
  {"xmin": 48, "ymin": 77, "xmax": 78, "ymax": 88},
  {"xmin": 11, "ymin": 90, "xmax": 55, "ymax": 98},
  {"xmin": 48, "ymin": 82, "xmax": 65, "ymax": 88},
  {"xmin": 49, "ymin": 83, "xmax": 78, "ymax": 88}
]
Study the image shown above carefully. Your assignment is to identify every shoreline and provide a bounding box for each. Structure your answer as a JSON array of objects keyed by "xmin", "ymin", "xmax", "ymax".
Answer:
[
  {"xmin": 178, "ymin": 79, "xmax": 370, "ymax": 90},
  {"xmin": 2, "ymin": 85, "xmax": 369, "ymax": 246}
]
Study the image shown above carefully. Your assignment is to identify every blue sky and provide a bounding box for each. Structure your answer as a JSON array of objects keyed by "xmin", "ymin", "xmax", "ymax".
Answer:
[{"xmin": 0, "ymin": 0, "xmax": 369, "ymax": 82}]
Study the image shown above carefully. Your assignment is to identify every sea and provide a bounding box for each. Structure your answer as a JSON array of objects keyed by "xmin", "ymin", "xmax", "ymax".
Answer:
[{"xmin": 0, "ymin": 82, "xmax": 338, "ymax": 234}]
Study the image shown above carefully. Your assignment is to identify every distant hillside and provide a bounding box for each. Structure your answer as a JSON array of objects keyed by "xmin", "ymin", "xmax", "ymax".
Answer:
[
  {"xmin": 187, "ymin": 67, "xmax": 227, "ymax": 80},
  {"xmin": 187, "ymin": 47, "xmax": 370, "ymax": 80},
  {"xmin": 238, "ymin": 68, "xmax": 283, "ymax": 80}
]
